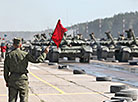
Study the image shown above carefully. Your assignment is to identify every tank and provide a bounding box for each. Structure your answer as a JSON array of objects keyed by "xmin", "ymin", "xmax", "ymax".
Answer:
[
  {"xmin": 48, "ymin": 34, "xmax": 93, "ymax": 63},
  {"xmin": 101, "ymin": 31, "xmax": 116, "ymax": 58},
  {"xmin": 126, "ymin": 29, "xmax": 138, "ymax": 57},
  {"xmin": 89, "ymin": 32, "xmax": 109, "ymax": 60},
  {"xmin": 106, "ymin": 30, "xmax": 133, "ymax": 62},
  {"xmin": 30, "ymin": 33, "xmax": 50, "ymax": 58}
]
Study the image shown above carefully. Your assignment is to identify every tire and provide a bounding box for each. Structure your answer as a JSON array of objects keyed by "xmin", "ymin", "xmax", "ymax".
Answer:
[
  {"xmin": 58, "ymin": 65, "xmax": 68, "ymax": 69},
  {"xmin": 110, "ymin": 85, "xmax": 128, "ymax": 93},
  {"xmin": 120, "ymin": 90, "xmax": 138, "ymax": 94},
  {"xmin": 115, "ymin": 90, "xmax": 138, "ymax": 101},
  {"xmin": 96, "ymin": 77, "xmax": 112, "ymax": 81},
  {"xmin": 111, "ymin": 97, "xmax": 133, "ymax": 102},
  {"xmin": 103, "ymin": 99, "xmax": 125, "ymax": 102},
  {"xmin": 119, "ymin": 90, "xmax": 138, "ymax": 101},
  {"xmin": 49, "ymin": 52, "xmax": 59, "ymax": 63},
  {"xmin": 73, "ymin": 69, "xmax": 86, "ymax": 74}
]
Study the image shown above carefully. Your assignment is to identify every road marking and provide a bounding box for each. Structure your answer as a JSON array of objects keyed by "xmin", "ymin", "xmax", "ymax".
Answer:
[
  {"xmin": 30, "ymin": 72, "xmax": 65, "ymax": 94},
  {"xmin": 33, "ymin": 92, "xmax": 100, "ymax": 96}
]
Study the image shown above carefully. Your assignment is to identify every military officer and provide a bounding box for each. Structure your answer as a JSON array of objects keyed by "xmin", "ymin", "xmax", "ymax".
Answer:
[{"xmin": 4, "ymin": 37, "xmax": 49, "ymax": 102}]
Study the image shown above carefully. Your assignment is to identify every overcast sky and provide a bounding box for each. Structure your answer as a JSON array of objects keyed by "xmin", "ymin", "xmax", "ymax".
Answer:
[{"xmin": 0, "ymin": 0, "xmax": 138, "ymax": 31}]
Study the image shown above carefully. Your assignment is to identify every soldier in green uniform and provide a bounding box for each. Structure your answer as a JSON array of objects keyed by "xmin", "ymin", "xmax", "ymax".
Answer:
[{"xmin": 4, "ymin": 38, "xmax": 49, "ymax": 102}]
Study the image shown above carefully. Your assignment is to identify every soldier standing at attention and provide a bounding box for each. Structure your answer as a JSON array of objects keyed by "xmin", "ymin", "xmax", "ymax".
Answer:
[{"xmin": 4, "ymin": 38, "xmax": 49, "ymax": 102}]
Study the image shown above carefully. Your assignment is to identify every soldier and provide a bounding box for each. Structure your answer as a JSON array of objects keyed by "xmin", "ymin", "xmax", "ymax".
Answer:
[
  {"xmin": 4, "ymin": 37, "xmax": 49, "ymax": 102},
  {"xmin": 125, "ymin": 28, "xmax": 133, "ymax": 39}
]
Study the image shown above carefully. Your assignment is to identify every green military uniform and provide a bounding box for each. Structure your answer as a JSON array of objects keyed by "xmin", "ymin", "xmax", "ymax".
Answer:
[{"xmin": 4, "ymin": 38, "xmax": 47, "ymax": 102}]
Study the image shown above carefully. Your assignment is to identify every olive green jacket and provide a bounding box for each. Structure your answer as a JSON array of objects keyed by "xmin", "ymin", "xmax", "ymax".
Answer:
[{"xmin": 4, "ymin": 48, "xmax": 46, "ymax": 83}]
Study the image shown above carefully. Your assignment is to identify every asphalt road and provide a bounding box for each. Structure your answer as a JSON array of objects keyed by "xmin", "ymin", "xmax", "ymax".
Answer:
[{"xmin": 61, "ymin": 59, "xmax": 138, "ymax": 87}]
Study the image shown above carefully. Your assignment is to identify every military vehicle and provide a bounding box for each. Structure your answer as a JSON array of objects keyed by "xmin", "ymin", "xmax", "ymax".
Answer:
[
  {"xmin": 125, "ymin": 29, "xmax": 138, "ymax": 57},
  {"xmin": 48, "ymin": 34, "xmax": 92, "ymax": 63},
  {"xmin": 31, "ymin": 33, "xmax": 50, "ymax": 46},
  {"xmin": 30, "ymin": 33, "xmax": 50, "ymax": 58},
  {"xmin": 21, "ymin": 40, "xmax": 32, "ymax": 53},
  {"xmin": 101, "ymin": 31, "xmax": 116, "ymax": 58},
  {"xmin": 105, "ymin": 31, "xmax": 132, "ymax": 62},
  {"xmin": 89, "ymin": 33, "xmax": 109, "ymax": 60},
  {"xmin": 89, "ymin": 33, "xmax": 99, "ymax": 55}
]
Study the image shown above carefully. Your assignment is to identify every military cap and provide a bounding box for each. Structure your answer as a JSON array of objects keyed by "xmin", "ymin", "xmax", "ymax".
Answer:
[{"xmin": 13, "ymin": 37, "xmax": 22, "ymax": 45}]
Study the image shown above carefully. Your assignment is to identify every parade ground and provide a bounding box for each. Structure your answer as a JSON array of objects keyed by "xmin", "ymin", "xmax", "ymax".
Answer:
[{"xmin": 0, "ymin": 61, "xmax": 138, "ymax": 102}]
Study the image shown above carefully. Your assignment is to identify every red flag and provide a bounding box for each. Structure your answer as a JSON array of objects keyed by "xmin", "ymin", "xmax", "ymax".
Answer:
[{"xmin": 52, "ymin": 19, "xmax": 68, "ymax": 48}]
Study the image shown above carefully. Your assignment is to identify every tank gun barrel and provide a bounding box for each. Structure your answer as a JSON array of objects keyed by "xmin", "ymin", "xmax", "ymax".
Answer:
[
  {"xmin": 105, "ymin": 31, "xmax": 116, "ymax": 47},
  {"xmin": 34, "ymin": 34, "xmax": 41, "ymax": 41},
  {"xmin": 89, "ymin": 33, "xmax": 97, "ymax": 43},
  {"xmin": 41, "ymin": 33, "xmax": 47, "ymax": 39}
]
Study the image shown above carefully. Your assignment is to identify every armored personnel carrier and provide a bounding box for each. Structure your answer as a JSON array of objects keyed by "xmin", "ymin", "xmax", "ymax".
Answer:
[{"xmin": 48, "ymin": 34, "xmax": 92, "ymax": 63}]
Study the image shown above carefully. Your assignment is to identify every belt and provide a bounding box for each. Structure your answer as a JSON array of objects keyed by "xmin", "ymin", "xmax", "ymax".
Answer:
[{"xmin": 11, "ymin": 72, "xmax": 27, "ymax": 75}]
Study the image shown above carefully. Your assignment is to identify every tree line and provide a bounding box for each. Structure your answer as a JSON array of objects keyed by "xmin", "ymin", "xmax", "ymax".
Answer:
[{"xmin": 67, "ymin": 11, "xmax": 138, "ymax": 39}]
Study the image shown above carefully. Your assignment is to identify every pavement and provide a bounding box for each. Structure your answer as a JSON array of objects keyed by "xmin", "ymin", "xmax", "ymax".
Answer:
[{"xmin": 0, "ymin": 61, "xmax": 138, "ymax": 102}]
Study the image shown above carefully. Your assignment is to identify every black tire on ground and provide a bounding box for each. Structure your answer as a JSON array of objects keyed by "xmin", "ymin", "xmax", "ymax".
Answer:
[
  {"xmin": 96, "ymin": 77, "xmax": 112, "ymax": 81},
  {"xmin": 119, "ymin": 90, "xmax": 138, "ymax": 101},
  {"xmin": 73, "ymin": 69, "xmax": 86, "ymax": 74},
  {"xmin": 103, "ymin": 99, "xmax": 125, "ymax": 102},
  {"xmin": 58, "ymin": 65, "xmax": 68, "ymax": 69},
  {"xmin": 110, "ymin": 85, "xmax": 128, "ymax": 93},
  {"xmin": 111, "ymin": 97, "xmax": 133, "ymax": 102},
  {"xmin": 49, "ymin": 52, "xmax": 59, "ymax": 63},
  {"xmin": 115, "ymin": 90, "xmax": 138, "ymax": 101}
]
